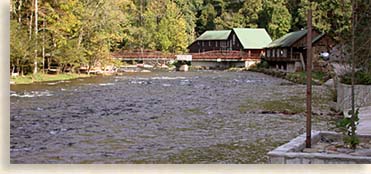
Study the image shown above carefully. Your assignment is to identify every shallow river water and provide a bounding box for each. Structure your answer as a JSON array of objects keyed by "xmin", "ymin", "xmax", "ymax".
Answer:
[{"xmin": 10, "ymin": 71, "xmax": 338, "ymax": 163}]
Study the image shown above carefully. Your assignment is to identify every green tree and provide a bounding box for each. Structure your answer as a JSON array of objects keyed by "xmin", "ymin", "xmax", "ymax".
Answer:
[
  {"xmin": 10, "ymin": 20, "xmax": 35, "ymax": 75},
  {"xmin": 215, "ymin": 12, "xmax": 244, "ymax": 29},
  {"xmin": 196, "ymin": 3, "xmax": 217, "ymax": 34},
  {"xmin": 287, "ymin": 0, "xmax": 303, "ymax": 31},
  {"xmin": 260, "ymin": 0, "xmax": 292, "ymax": 39},
  {"xmin": 174, "ymin": 0, "xmax": 199, "ymax": 46},
  {"xmin": 143, "ymin": 0, "xmax": 188, "ymax": 52},
  {"xmin": 205, "ymin": 0, "xmax": 226, "ymax": 15},
  {"xmin": 297, "ymin": 0, "xmax": 352, "ymax": 41},
  {"xmin": 238, "ymin": 0, "xmax": 263, "ymax": 28}
]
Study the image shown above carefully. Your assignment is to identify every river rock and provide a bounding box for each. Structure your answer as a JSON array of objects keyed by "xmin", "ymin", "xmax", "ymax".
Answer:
[{"xmin": 179, "ymin": 65, "xmax": 189, "ymax": 72}]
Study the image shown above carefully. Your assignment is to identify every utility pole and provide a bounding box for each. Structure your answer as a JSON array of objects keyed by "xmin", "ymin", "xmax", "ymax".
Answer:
[
  {"xmin": 140, "ymin": 0, "xmax": 143, "ymax": 58},
  {"xmin": 306, "ymin": 1, "xmax": 313, "ymax": 148},
  {"xmin": 350, "ymin": 0, "xmax": 357, "ymax": 149}
]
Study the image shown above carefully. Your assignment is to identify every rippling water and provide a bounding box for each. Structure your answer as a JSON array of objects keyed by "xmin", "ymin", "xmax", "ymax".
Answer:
[{"xmin": 10, "ymin": 71, "xmax": 336, "ymax": 163}]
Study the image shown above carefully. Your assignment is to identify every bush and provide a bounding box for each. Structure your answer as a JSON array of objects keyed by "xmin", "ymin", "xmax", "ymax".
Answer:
[
  {"xmin": 341, "ymin": 71, "xmax": 371, "ymax": 85},
  {"xmin": 256, "ymin": 60, "xmax": 269, "ymax": 69},
  {"xmin": 337, "ymin": 108, "xmax": 360, "ymax": 149},
  {"xmin": 286, "ymin": 71, "xmax": 327, "ymax": 84}
]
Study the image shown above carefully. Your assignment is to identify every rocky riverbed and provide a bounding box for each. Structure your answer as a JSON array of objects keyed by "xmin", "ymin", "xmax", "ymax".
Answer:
[{"xmin": 10, "ymin": 71, "xmax": 339, "ymax": 163}]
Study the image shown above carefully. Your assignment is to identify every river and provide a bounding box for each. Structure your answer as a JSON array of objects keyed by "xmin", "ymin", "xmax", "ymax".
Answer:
[{"xmin": 10, "ymin": 71, "xmax": 338, "ymax": 163}]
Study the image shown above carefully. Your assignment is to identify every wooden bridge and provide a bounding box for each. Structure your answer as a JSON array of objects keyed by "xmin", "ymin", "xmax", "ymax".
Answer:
[
  {"xmin": 111, "ymin": 50, "xmax": 262, "ymax": 62},
  {"xmin": 111, "ymin": 50, "xmax": 175, "ymax": 61}
]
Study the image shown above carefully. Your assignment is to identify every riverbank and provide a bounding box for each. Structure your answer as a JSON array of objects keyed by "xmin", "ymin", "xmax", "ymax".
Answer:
[
  {"xmin": 10, "ymin": 73, "xmax": 94, "ymax": 85},
  {"xmin": 249, "ymin": 68, "xmax": 332, "ymax": 85}
]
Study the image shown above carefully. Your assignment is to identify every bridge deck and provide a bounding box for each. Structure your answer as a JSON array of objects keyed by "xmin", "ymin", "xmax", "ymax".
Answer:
[{"xmin": 112, "ymin": 50, "xmax": 261, "ymax": 61}]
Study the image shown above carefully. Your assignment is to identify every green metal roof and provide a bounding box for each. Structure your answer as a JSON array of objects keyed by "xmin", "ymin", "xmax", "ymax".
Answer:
[
  {"xmin": 232, "ymin": 28, "xmax": 272, "ymax": 49},
  {"xmin": 196, "ymin": 30, "xmax": 231, "ymax": 40},
  {"xmin": 266, "ymin": 29, "xmax": 327, "ymax": 48},
  {"xmin": 312, "ymin": 33, "xmax": 325, "ymax": 44},
  {"xmin": 266, "ymin": 29, "xmax": 308, "ymax": 48}
]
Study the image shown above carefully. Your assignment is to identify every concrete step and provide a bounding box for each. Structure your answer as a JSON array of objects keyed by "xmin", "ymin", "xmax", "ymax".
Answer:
[{"xmin": 358, "ymin": 106, "xmax": 371, "ymax": 136}]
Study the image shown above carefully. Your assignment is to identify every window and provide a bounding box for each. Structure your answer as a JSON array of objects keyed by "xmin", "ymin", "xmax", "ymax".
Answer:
[
  {"xmin": 233, "ymin": 34, "xmax": 236, "ymax": 45},
  {"xmin": 216, "ymin": 41, "xmax": 218, "ymax": 47},
  {"xmin": 282, "ymin": 49, "xmax": 287, "ymax": 57},
  {"xmin": 276, "ymin": 49, "xmax": 278, "ymax": 57},
  {"xmin": 220, "ymin": 41, "xmax": 226, "ymax": 47},
  {"xmin": 209, "ymin": 41, "xmax": 211, "ymax": 46},
  {"xmin": 267, "ymin": 50, "xmax": 271, "ymax": 57}
]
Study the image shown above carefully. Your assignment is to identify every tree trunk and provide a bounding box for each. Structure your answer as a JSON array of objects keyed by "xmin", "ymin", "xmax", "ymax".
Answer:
[
  {"xmin": 33, "ymin": 0, "xmax": 38, "ymax": 74},
  {"xmin": 48, "ymin": 57, "xmax": 51, "ymax": 71},
  {"xmin": 20, "ymin": 66, "xmax": 24, "ymax": 76},
  {"xmin": 29, "ymin": 11, "xmax": 33, "ymax": 40},
  {"xmin": 17, "ymin": 59, "xmax": 21, "ymax": 74},
  {"xmin": 11, "ymin": 64, "xmax": 16, "ymax": 75},
  {"xmin": 17, "ymin": 0, "xmax": 23, "ymax": 24},
  {"xmin": 78, "ymin": 29, "xmax": 84, "ymax": 49},
  {"xmin": 350, "ymin": 0, "xmax": 358, "ymax": 150},
  {"xmin": 87, "ymin": 64, "xmax": 91, "ymax": 75},
  {"xmin": 42, "ymin": 18, "xmax": 46, "ymax": 74}
]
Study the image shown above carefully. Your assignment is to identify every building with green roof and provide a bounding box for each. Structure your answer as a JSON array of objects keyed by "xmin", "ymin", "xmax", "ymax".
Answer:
[
  {"xmin": 264, "ymin": 29, "xmax": 334, "ymax": 72},
  {"xmin": 187, "ymin": 28, "xmax": 272, "ymax": 59}
]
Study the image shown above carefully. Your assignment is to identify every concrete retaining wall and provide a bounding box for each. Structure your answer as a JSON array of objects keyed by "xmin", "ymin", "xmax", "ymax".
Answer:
[
  {"xmin": 336, "ymin": 83, "xmax": 371, "ymax": 112},
  {"xmin": 268, "ymin": 131, "xmax": 371, "ymax": 164}
]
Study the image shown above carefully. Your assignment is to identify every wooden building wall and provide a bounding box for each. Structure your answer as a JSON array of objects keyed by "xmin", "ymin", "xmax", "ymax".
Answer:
[{"xmin": 188, "ymin": 31, "xmax": 243, "ymax": 53}]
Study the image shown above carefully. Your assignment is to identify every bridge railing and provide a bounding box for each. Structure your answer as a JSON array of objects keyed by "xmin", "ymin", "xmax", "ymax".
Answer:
[
  {"xmin": 112, "ymin": 49, "xmax": 176, "ymax": 59},
  {"xmin": 112, "ymin": 50, "xmax": 262, "ymax": 60},
  {"xmin": 191, "ymin": 50, "xmax": 261, "ymax": 60}
]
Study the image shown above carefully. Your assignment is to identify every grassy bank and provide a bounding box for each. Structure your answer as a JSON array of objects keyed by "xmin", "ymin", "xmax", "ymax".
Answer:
[
  {"xmin": 250, "ymin": 68, "xmax": 332, "ymax": 85},
  {"xmin": 286, "ymin": 71, "xmax": 330, "ymax": 84},
  {"xmin": 341, "ymin": 71, "xmax": 371, "ymax": 85},
  {"xmin": 10, "ymin": 73, "xmax": 93, "ymax": 85}
]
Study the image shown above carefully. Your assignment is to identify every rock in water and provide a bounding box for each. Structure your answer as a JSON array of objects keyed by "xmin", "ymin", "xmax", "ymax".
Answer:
[{"xmin": 179, "ymin": 65, "xmax": 189, "ymax": 72}]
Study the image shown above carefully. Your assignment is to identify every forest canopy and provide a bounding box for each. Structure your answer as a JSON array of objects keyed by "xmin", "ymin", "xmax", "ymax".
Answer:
[{"xmin": 10, "ymin": 0, "xmax": 363, "ymax": 75}]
